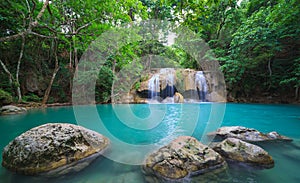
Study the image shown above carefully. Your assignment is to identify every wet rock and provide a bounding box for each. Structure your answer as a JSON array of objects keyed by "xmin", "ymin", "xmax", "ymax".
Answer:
[
  {"xmin": 174, "ymin": 92, "xmax": 184, "ymax": 103},
  {"xmin": 142, "ymin": 136, "xmax": 227, "ymax": 182},
  {"xmin": 0, "ymin": 105, "xmax": 27, "ymax": 115},
  {"xmin": 161, "ymin": 97, "xmax": 174, "ymax": 103},
  {"xmin": 207, "ymin": 126, "xmax": 292, "ymax": 142},
  {"xmin": 212, "ymin": 138, "xmax": 274, "ymax": 168},
  {"xmin": 2, "ymin": 123, "xmax": 109, "ymax": 176}
]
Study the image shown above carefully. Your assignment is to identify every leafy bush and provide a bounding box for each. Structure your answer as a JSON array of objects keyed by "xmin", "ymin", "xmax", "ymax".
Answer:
[
  {"xmin": 23, "ymin": 93, "xmax": 42, "ymax": 102},
  {"xmin": 134, "ymin": 82, "xmax": 141, "ymax": 90},
  {"xmin": 0, "ymin": 89, "xmax": 13, "ymax": 106}
]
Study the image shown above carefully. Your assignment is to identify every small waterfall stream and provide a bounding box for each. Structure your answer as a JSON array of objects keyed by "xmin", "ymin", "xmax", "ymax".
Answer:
[
  {"xmin": 148, "ymin": 74, "xmax": 160, "ymax": 99},
  {"xmin": 195, "ymin": 71, "xmax": 208, "ymax": 101}
]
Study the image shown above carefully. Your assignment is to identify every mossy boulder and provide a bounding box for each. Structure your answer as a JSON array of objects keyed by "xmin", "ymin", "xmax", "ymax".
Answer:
[
  {"xmin": 208, "ymin": 126, "xmax": 292, "ymax": 142},
  {"xmin": 2, "ymin": 123, "xmax": 110, "ymax": 176},
  {"xmin": 212, "ymin": 138, "xmax": 274, "ymax": 168},
  {"xmin": 142, "ymin": 136, "xmax": 227, "ymax": 182}
]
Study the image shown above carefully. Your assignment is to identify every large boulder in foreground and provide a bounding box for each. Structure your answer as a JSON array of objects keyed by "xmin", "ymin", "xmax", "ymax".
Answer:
[
  {"xmin": 212, "ymin": 138, "xmax": 274, "ymax": 169},
  {"xmin": 142, "ymin": 136, "xmax": 227, "ymax": 182},
  {"xmin": 207, "ymin": 126, "xmax": 292, "ymax": 142},
  {"xmin": 0, "ymin": 105, "xmax": 27, "ymax": 115},
  {"xmin": 2, "ymin": 123, "xmax": 109, "ymax": 176}
]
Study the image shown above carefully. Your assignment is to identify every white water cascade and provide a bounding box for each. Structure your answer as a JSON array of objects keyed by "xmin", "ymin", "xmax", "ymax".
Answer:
[
  {"xmin": 146, "ymin": 69, "xmax": 208, "ymax": 103},
  {"xmin": 195, "ymin": 71, "xmax": 208, "ymax": 101},
  {"xmin": 148, "ymin": 74, "xmax": 160, "ymax": 99}
]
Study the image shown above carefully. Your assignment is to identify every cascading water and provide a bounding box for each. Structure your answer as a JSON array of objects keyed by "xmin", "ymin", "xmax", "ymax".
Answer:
[
  {"xmin": 160, "ymin": 68, "xmax": 176, "ymax": 100},
  {"xmin": 146, "ymin": 69, "xmax": 208, "ymax": 103},
  {"xmin": 195, "ymin": 71, "xmax": 208, "ymax": 101},
  {"xmin": 148, "ymin": 74, "xmax": 160, "ymax": 99}
]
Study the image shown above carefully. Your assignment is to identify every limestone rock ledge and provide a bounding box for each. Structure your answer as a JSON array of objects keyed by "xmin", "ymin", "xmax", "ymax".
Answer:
[
  {"xmin": 142, "ymin": 136, "xmax": 227, "ymax": 183},
  {"xmin": 2, "ymin": 123, "xmax": 109, "ymax": 176}
]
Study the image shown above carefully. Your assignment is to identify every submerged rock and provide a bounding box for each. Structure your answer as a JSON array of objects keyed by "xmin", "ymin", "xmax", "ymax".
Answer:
[
  {"xmin": 0, "ymin": 105, "xmax": 27, "ymax": 115},
  {"xmin": 142, "ymin": 136, "xmax": 227, "ymax": 182},
  {"xmin": 2, "ymin": 123, "xmax": 109, "ymax": 176},
  {"xmin": 207, "ymin": 126, "xmax": 292, "ymax": 142},
  {"xmin": 212, "ymin": 138, "xmax": 274, "ymax": 168}
]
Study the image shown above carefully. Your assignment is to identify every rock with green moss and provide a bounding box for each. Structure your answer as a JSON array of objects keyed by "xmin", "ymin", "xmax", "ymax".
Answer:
[
  {"xmin": 207, "ymin": 126, "xmax": 292, "ymax": 142},
  {"xmin": 142, "ymin": 136, "xmax": 227, "ymax": 182},
  {"xmin": 212, "ymin": 138, "xmax": 274, "ymax": 168},
  {"xmin": 2, "ymin": 123, "xmax": 110, "ymax": 176}
]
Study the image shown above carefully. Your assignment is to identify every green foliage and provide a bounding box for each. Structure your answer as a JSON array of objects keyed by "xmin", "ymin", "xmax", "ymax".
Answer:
[
  {"xmin": 22, "ymin": 93, "xmax": 42, "ymax": 102},
  {"xmin": 0, "ymin": 89, "xmax": 13, "ymax": 106},
  {"xmin": 1, "ymin": 0, "xmax": 299, "ymax": 103},
  {"xmin": 220, "ymin": 0, "xmax": 300, "ymax": 98},
  {"xmin": 96, "ymin": 66, "xmax": 114, "ymax": 103},
  {"xmin": 134, "ymin": 82, "xmax": 141, "ymax": 90}
]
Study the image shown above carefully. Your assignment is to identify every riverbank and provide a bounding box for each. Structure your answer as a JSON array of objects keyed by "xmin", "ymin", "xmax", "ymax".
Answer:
[
  {"xmin": 14, "ymin": 99, "xmax": 300, "ymax": 110},
  {"xmin": 1, "ymin": 95, "xmax": 298, "ymax": 113},
  {"xmin": 228, "ymin": 95, "xmax": 300, "ymax": 104}
]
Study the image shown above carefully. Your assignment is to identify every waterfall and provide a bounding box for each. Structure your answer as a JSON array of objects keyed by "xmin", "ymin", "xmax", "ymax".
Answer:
[
  {"xmin": 148, "ymin": 74, "xmax": 160, "ymax": 99},
  {"xmin": 160, "ymin": 68, "xmax": 176, "ymax": 99},
  {"xmin": 146, "ymin": 69, "xmax": 208, "ymax": 103},
  {"xmin": 195, "ymin": 71, "xmax": 208, "ymax": 101}
]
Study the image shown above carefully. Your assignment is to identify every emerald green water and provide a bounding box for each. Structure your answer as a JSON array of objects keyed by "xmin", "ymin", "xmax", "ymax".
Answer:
[{"xmin": 0, "ymin": 103, "xmax": 299, "ymax": 183}]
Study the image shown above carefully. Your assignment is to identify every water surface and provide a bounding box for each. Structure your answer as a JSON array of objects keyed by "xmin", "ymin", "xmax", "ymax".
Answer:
[{"xmin": 0, "ymin": 103, "xmax": 299, "ymax": 183}]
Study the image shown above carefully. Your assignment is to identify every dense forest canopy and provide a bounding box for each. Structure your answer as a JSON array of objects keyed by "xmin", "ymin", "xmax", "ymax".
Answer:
[{"xmin": 0, "ymin": 0, "xmax": 299, "ymax": 105}]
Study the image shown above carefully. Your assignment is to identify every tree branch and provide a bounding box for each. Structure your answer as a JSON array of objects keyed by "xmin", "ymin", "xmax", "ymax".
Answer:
[
  {"xmin": 0, "ymin": 32, "xmax": 26, "ymax": 42},
  {"xmin": 0, "ymin": 59, "xmax": 12, "ymax": 77},
  {"xmin": 30, "ymin": 31, "xmax": 57, "ymax": 39},
  {"xmin": 0, "ymin": 59, "xmax": 14, "ymax": 85},
  {"xmin": 35, "ymin": 0, "xmax": 50, "ymax": 21},
  {"xmin": 75, "ymin": 18, "xmax": 100, "ymax": 34},
  {"xmin": 0, "ymin": 0, "xmax": 50, "ymax": 42}
]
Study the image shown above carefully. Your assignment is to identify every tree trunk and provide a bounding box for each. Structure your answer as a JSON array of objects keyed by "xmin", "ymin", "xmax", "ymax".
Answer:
[
  {"xmin": 111, "ymin": 59, "xmax": 116, "ymax": 103},
  {"xmin": 0, "ymin": 35, "xmax": 25, "ymax": 103},
  {"xmin": 146, "ymin": 55, "xmax": 152, "ymax": 71},
  {"xmin": 267, "ymin": 58, "xmax": 272, "ymax": 90},
  {"xmin": 73, "ymin": 36, "xmax": 78, "ymax": 69},
  {"xmin": 16, "ymin": 35, "xmax": 26, "ymax": 103},
  {"xmin": 69, "ymin": 41, "xmax": 73, "ymax": 95},
  {"xmin": 216, "ymin": 17, "xmax": 226, "ymax": 40},
  {"xmin": 42, "ymin": 39, "xmax": 60, "ymax": 105},
  {"xmin": 0, "ymin": 60, "xmax": 13, "ymax": 86},
  {"xmin": 295, "ymin": 86, "xmax": 299, "ymax": 100},
  {"xmin": 0, "ymin": 59, "xmax": 14, "ymax": 96}
]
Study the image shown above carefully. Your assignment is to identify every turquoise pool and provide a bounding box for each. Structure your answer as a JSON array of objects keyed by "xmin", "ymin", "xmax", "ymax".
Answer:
[{"xmin": 0, "ymin": 103, "xmax": 299, "ymax": 182}]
